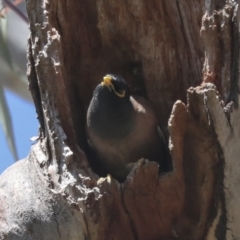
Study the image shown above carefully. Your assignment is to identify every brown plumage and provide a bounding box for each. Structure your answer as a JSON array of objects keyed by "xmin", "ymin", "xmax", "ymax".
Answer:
[{"xmin": 86, "ymin": 74, "xmax": 168, "ymax": 181}]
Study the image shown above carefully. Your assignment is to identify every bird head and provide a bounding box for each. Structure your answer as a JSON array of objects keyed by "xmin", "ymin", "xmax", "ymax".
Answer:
[{"xmin": 100, "ymin": 74, "xmax": 131, "ymax": 100}]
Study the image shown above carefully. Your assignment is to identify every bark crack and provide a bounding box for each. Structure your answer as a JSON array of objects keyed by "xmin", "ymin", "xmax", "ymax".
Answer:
[
  {"xmin": 53, "ymin": 208, "xmax": 62, "ymax": 240},
  {"xmin": 229, "ymin": 3, "xmax": 239, "ymax": 105},
  {"xmin": 120, "ymin": 187, "xmax": 139, "ymax": 240},
  {"xmin": 82, "ymin": 212, "xmax": 90, "ymax": 240}
]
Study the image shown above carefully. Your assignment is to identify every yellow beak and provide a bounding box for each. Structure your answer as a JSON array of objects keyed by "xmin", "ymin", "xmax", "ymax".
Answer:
[
  {"xmin": 101, "ymin": 75, "xmax": 114, "ymax": 92},
  {"xmin": 102, "ymin": 76, "xmax": 113, "ymax": 87}
]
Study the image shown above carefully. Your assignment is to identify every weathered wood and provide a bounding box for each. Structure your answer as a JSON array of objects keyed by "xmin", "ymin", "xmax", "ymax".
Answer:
[{"xmin": 0, "ymin": 0, "xmax": 239, "ymax": 239}]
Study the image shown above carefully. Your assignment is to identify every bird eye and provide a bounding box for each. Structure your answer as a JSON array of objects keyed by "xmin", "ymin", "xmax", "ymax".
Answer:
[
  {"xmin": 114, "ymin": 88, "xmax": 126, "ymax": 98},
  {"xmin": 118, "ymin": 89, "xmax": 124, "ymax": 94}
]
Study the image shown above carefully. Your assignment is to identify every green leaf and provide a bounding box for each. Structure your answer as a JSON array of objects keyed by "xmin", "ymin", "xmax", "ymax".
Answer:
[
  {"xmin": 0, "ymin": 17, "xmax": 13, "ymax": 69},
  {"xmin": 0, "ymin": 81, "xmax": 18, "ymax": 161}
]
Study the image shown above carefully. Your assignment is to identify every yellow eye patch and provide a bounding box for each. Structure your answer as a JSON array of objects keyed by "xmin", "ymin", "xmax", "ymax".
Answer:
[{"xmin": 114, "ymin": 89, "xmax": 125, "ymax": 98}]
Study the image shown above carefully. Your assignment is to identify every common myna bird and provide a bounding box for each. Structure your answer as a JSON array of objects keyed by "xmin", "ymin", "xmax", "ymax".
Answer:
[{"xmin": 86, "ymin": 74, "xmax": 169, "ymax": 181}]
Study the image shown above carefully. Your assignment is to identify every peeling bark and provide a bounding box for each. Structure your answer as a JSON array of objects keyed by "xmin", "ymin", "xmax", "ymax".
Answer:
[{"xmin": 0, "ymin": 0, "xmax": 240, "ymax": 239}]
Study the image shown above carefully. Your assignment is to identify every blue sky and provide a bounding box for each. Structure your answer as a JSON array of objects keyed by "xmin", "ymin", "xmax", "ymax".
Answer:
[{"xmin": 0, "ymin": 89, "xmax": 38, "ymax": 174}]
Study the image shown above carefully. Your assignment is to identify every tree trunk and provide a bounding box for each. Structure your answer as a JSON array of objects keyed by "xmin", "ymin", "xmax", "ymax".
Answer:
[{"xmin": 0, "ymin": 0, "xmax": 239, "ymax": 239}]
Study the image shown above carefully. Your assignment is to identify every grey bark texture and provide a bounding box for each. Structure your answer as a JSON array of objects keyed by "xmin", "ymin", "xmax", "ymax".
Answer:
[{"xmin": 0, "ymin": 0, "xmax": 240, "ymax": 239}]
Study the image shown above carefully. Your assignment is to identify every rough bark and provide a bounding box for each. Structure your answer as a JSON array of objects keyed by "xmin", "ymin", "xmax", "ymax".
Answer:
[{"xmin": 0, "ymin": 0, "xmax": 239, "ymax": 239}]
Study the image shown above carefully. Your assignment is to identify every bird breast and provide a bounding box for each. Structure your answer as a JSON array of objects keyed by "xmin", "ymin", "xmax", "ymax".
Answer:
[{"xmin": 87, "ymin": 95, "xmax": 160, "ymax": 167}]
